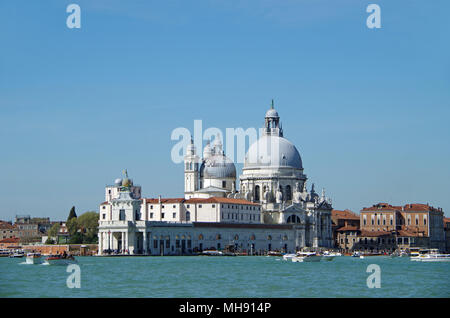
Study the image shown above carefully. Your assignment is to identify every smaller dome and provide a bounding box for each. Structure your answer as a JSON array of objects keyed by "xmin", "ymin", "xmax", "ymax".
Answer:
[
  {"xmin": 265, "ymin": 108, "xmax": 279, "ymax": 118},
  {"xmin": 122, "ymin": 178, "xmax": 130, "ymax": 187},
  {"xmin": 114, "ymin": 178, "xmax": 122, "ymax": 186},
  {"xmin": 202, "ymin": 154, "xmax": 236, "ymax": 179},
  {"xmin": 203, "ymin": 142, "xmax": 212, "ymax": 159}
]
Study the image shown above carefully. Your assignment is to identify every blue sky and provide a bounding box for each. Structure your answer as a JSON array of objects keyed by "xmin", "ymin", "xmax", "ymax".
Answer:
[{"xmin": 0, "ymin": 0, "xmax": 449, "ymax": 221}]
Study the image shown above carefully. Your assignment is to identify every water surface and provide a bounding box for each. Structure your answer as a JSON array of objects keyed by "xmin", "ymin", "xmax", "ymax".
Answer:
[{"xmin": 0, "ymin": 256, "xmax": 448, "ymax": 297}]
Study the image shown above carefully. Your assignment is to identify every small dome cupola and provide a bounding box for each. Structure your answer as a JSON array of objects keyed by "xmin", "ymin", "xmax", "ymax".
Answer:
[{"xmin": 264, "ymin": 99, "xmax": 283, "ymax": 137}]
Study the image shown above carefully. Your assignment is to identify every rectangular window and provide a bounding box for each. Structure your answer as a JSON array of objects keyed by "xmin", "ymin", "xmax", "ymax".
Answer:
[
  {"xmin": 212, "ymin": 204, "xmax": 215, "ymax": 208},
  {"xmin": 150, "ymin": 213, "xmax": 153, "ymax": 219},
  {"xmin": 102, "ymin": 214, "xmax": 106, "ymax": 219},
  {"xmin": 173, "ymin": 213, "xmax": 176, "ymax": 218},
  {"xmin": 150, "ymin": 205, "xmax": 153, "ymax": 209},
  {"xmin": 161, "ymin": 213, "xmax": 165, "ymax": 219},
  {"xmin": 199, "ymin": 205, "xmax": 202, "ymax": 208},
  {"xmin": 166, "ymin": 239, "xmax": 170, "ymax": 248},
  {"xmin": 153, "ymin": 240, "xmax": 158, "ymax": 248},
  {"xmin": 119, "ymin": 209, "xmax": 125, "ymax": 221},
  {"xmin": 173, "ymin": 205, "xmax": 176, "ymax": 208},
  {"xmin": 187, "ymin": 204, "xmax": 190, "ymax": 208}
]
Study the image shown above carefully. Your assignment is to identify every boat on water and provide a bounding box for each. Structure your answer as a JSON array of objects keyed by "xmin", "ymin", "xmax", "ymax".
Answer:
[
  {"xmin": 351, "ymin": 251, "xmax": 361, "ymax": 258},
  {"xmin": 9, "ymin": 250, "xmax": 24, "ymax": 258},
  {"xmin": 282, "ymin": 253, "xmax": 297, "ymax": 261},
  {"xmin": 410, "ymin": 248, "xmax": 450, "ymax": 262},
  {"xmin": 320, "ymin": 251, "xmax": 336, "ymax": 261},
  {"xmin": 25, "ymin": 253, "xmax": 42, "ymax": 265},
  {"xmin": 0, "ymin": 249, "xmax": 11, "ymax": 257},
  {"xmin": 267, "ymin": 251, "xmax": 283, "ymax": 257},
  {"xmin": 43, "ymin": 254, "xmax": 77, "ymax": 265},
  {"xmin": 291, "ymin": 252, "xmax": 322, "ymax": 263},
  {"xmin": 200, "ymin": 250, "xmax": 223, "ymax": 256}
]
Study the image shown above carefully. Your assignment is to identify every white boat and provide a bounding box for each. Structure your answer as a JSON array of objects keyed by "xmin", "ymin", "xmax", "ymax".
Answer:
[
  {"xmin": 320, "ymin": 251, "xmax": 338, "ymax": 261},
  {"xmin": 9, "ymin": 250, "xmax": 24, "ymax": 258},
  {"xmin": 26, "ymin": 253, "xmax": 42, "ymax": 265},
  {"xmin": 352, "ymin": 251, "xmax": 361, "ymax": 258},
  {"xmin": 282, "ymin": 253, "xmax": 297, "ymax": 261},
  {"xmin": 201, "ymin": 250, "xmax": 223, "ymax": 256},
  {"xmin": 410, "ymin": 249, "xmax": 450, "ymax": 262},
  {"xmin": 291, "ymin": 252, "xmax": 322, "ymax": 263},
  {"xmin": 43, "ymin": 254, "xmax": 77, "ymax": 265}
]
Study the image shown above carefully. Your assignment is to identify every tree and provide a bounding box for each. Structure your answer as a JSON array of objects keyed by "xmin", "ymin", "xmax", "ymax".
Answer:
[
  {"xmin": 48, "ymin": 223, "xmax": 60, "ymax": 238},
  {"xmin": 77, "ymin": 211, "xmax": 99, "ymax": 244},
  {"xmin": 66, "ymin": 217, "xmax": 78, "ymax": 236},
  {"xmin": 67, "ymin": 206, "xmax": 77, "ymax": 222}
]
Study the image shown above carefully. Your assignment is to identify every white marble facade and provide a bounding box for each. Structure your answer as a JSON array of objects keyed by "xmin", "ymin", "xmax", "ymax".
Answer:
[{"xmin": 98, "ymin": 104, "xmax": 333, "ymax": 255}]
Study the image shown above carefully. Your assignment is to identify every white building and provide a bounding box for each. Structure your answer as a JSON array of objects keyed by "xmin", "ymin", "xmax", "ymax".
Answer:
[{"xmin": 98, "ymin": 103, "xmax": 333, "ymax": 255}]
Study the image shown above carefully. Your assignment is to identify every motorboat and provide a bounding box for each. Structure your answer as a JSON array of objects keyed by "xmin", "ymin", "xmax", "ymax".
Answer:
[
  {"xmin": 410, "ymin": 249, "xmax": 450, "ymax": 262},
  {"xmin": 291, "ymin": 252, "xmax": 322, "ymax": 263},
  {"xmin": 320, "ymin": 251, "xmax": 339, "ymax": 261},
  {"xmin": 200, "ymin": 250, "xmax": 223, "ymax": 256},
  {"xmin": 43, "ymin": 254, "xmax": 77, "ymax": 265},
  {"xmin": 0, "ymin": 249, "xmax": 11, "ymax": 257},
  {"xmin": 282, "ymin": 253, "xmax": 297, "ymax": 261},
  {"xmin": 9, "ymin": 250, "xmax": 24, "ymax": 258},
  {"xmin": 267, "ymin": 251, "xmax": 283, "ymax": 257},
  {"xmin": 26, "ymin": 253, "xmax": 42, "ymax": 265},
  {"xmin": 351, "ymin": 251, "xmax": 361, "ymax": 258}
]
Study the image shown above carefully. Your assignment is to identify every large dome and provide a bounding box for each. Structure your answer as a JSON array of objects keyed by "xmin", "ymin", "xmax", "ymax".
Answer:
[
  {"xmin": 244, "ymin": 135, "xmax": 303, "ymax": 169},
  {"xmin": 200, "ymin": 154, "xmax": 236, "ymax": 179}
]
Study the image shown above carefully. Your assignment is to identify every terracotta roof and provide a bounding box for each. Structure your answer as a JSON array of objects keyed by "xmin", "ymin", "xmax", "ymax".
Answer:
[
  {"xmin": 336, "ymin": 226, "xmax": 360, "ymax": 232},
  {"xmin": 0, "ymin": 237, "xmax": 19, "ymax": 243},
  {"xmin": 403, "ymin": 203, "xmax": 440, "ymax": 212},
  {"xmin": 0, "ymin": 221, "xmax": 15, "ymax": 230},
  {"xmin": 444, "ymin": 218, "xmax": 450, "ymax": 224},
  {"xmin": 332, "ymin": 209, "xmax": 359, "ymax": 220},
  {"xmin": 397, "ymin": 229, "xmax": 422, "ymax": 237},
  {"xmin": 143, "ymin": 198, "xmax": 186, "ymax": 204},
  {"xmin": 100, "ymin": 201, "xmax": 110, "ymax": 205},
  {"xmin": 361, "ymin": 203, "xmax": 402, "ymax": 212},
  {"xmin": 359, "ymin": 230, "xmax": 393, "ymax": 237}
]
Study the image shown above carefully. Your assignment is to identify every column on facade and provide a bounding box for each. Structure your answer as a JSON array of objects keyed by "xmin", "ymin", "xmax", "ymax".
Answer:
[
  {"xmin": 98, "ymin": 232, "xmax": 103, "ymax": 255},
  {"xmin": 143, "ymin": 231, "xmax": 147, "ymax": 254}
]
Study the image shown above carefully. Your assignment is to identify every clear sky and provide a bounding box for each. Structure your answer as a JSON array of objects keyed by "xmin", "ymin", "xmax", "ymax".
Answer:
[{"xmin": 0, "ymin": 0, "xmax": 449, "ymax": 221}]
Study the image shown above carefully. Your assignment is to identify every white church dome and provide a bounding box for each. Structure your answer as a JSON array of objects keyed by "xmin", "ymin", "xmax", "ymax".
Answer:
[
  {"xmin": 244, "ymin": 135, "xmax": 303, "ymax": 169},
  {"xmin": 201, "ymin": 154, "xmax": 236, "ymax": 179}
]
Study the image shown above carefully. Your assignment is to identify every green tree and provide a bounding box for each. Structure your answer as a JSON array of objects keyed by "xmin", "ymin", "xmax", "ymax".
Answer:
[
  {"xmin": 66, "ymin": 217, "xmax": 79, "ymax": 236},
  {"xmin": 48, "ymin": 223, "xmax": 60, "ymax": 238},
  {"xmin": 67, "ymin": 206, "xmax": 77, "ymax": 222},
  {"xmin": 77, "ymin": 211, "xmax": 99, "ymax": 244}
]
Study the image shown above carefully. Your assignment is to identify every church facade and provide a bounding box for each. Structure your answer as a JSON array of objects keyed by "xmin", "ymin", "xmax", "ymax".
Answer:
[{"xmin": 98, "ymin": 103, "xmax": 333, "ymax": 255}]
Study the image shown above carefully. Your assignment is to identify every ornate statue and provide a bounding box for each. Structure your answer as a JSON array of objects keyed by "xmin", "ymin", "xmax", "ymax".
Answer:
[
  {"xmin": 263, "ymin": 185, "xmax": 269, "ymax": 203},
  {"xmin": 293, "ymin": 182, "xmax": 302, "ymax": 203},
  {"xmin": 275, "ymin": 183, "xmax": 283, "ymax": 204}
]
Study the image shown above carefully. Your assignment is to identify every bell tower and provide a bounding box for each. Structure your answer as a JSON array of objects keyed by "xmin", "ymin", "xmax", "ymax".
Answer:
[{"xmin": 184, "ymin": 138, "xmax": 200, "ymax": 199}]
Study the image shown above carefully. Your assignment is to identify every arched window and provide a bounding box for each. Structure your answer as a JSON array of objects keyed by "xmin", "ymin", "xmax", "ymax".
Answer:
[
  {"xmin": 250, "ymin": 234, "xmax": 256, "ymax": 240},
  {"xmin": 254, "ymin": 185, "xmax": 260, "ymax": 202},
  {"xmin": 287, "ymin": 215, "xmax": 301, "ymax": 224},
  {"xmin": 286, "ymin": 185, "xmax": 292, "ymax": 201},
  {"xmin": 216, "ymin": 234, "xmax": 221, "ymax": 240},
  {"xmin": 186, "ymin": 211, "xmax": 191, "ymax": 221},
  {"xmin": 198, "ymin": 234, "xmax": 203, "ymax": 240}
]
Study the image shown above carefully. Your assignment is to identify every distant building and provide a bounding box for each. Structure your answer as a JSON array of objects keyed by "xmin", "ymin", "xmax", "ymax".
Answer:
[
  {"xmin": 444, "ymin": 218, "xmax": 450, "ymax": 253},
  {"xmin": 14, "ymin": 215, "xmax": 42, "ymax": 243},
  {"xmin": 331, "ymin": 209, "xmax": 360, "ymax": 251},
  {"xmin": 0, "ymin": 221, "xmax": 18, "ymax": 240},
  {"xmin": 360, "ymin": 203, "xmax": 445, "ymax": 251}
]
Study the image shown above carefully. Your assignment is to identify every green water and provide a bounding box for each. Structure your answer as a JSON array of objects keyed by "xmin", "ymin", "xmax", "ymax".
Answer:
[{"xmin": 0, "ymin": 256, "xmax": 449, "ymax": 297}]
